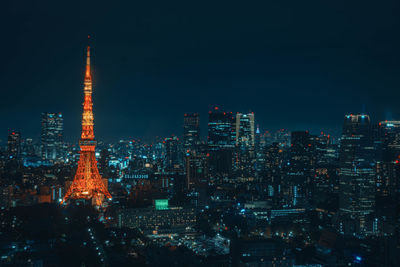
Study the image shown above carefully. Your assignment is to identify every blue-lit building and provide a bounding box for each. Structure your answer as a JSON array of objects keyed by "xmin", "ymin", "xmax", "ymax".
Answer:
[
  {"xmin": 7, "ymin": 131, "xmax": 21, "ymax": 161},
  {"xmin": 207, "ymin": 107, "xmax": 235, "ymax": 175},
  {"xmin": 41, "ymin": 112, "xmax": 64, "ymax": 161},
  {"xmin": 339, "ymin": 114, "xmax": 375, "ymax": 236},
  {"xmin": 164, "ymin": 136, "xmax": 182, "ymax": 170},
  {"xmin": 183, "ymin": 113, "xmax": 200, "ymax": 151},
  {"xmin": 376, "ymin": 121, "xmax": 400, "ymax": 198},
  {"xmin": 207, "ymin": 107, "xmax": 234, "ymax": 148}
]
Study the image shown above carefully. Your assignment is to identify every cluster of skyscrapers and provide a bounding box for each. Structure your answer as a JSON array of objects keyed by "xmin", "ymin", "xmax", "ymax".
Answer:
[
  {"xmin": 4, "ymin": 109, "xmax": 400, "ymax": 236},
  {"xmin": 2, "ymin": 108, "xmax": 400, "ymax": 265}
]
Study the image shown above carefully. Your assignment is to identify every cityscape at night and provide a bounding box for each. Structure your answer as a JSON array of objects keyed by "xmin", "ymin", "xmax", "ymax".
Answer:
[{"xmin": 2, "ymin": 1, "xmax": 400, "ymax": 266}]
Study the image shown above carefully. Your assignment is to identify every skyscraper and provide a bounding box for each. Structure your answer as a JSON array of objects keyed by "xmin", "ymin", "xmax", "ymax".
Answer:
[
  {"xmin": 165, "ymin": 136, "xmax": 182, "ymax": 170},
  {"xmin": 286, "ymin": 131, "xmax": 315, "ymax": 204},
  {"xmin": 235, "ymin": 112, "xmax": 255, "ymax": 148},
  {"xmin": 183, "ymin": 113, "xmax": 200, "ymax": 150},
  {"xmin": 376, "ymin": 121, "xmax": 400, "ymax": 198},
  {"xmin": 339, "ymin": 114, "xmax": 375, "ymax": 236},
  {"xmin": 41, "ymin": 112, "xmax": 63, "ymax": 161},
  {"xmin": 7, "ymin": 131, "xmax": 21, "ymax": 160},
  {"xmin": 185, "ymin": 151, "xmax": 209, "ymax": 190},
  {"xmin": 378, "ymin": 121, "xmax": 400, "ymax": 161},
  {"xmin": 255, "ymin": 125, "xmax": 266, "ymax": 173},
  {"xmin": 207, "ymin": 107, "xmax": 235, "ymax": 148},
  {"xmin": 207, "ymin": 107, "xmax": 235, "ymax": 175},
  {"xmin": 234, "ymin": 112, "xmax": 255, "ymax": 179}
]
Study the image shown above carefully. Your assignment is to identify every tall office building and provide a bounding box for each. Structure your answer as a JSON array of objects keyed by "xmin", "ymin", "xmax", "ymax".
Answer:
[
  {"xmin": 21, "ymin": 138, "xmax": 36, "ymax": 157},
  {"xmin": 339, "ymin": 114, "xmax": 375, "ymax": 236},
  {"xmin": 207, "ymin": 107, "xmax": 235, "ymax": 175},
  {"xmin": 255, "ymin": 126, "xmax": 266, "ymax": 173},
  {"xmin": 41, "ymin": 112, "xmax": 63, "ymax": 161},
  {"xmin": 185, "ymin": 151, "xmax": 209, "ymax": 190},
  {"xmin": 286, "ymin": 131, "xmax": 315, "ymax": 205},
  {"xmin": 233, "ymin": 113, "xmax": 256, "ymax": 179},
  {"xmin": 165, "ymin": 136, "xmax": 182, "ymax": 170},
  {"xmin": 208, "ymin": 107, "xmax": 234, "ymax": 148},
  {"xmin": 235, "ymin": 112, "xmax": 255, "ymax": 148},
  {"xmin": 312, "ymin": 133, "xmax": 339, "ymax": 202},
  {"xmin": 264, "ymin": 142, "xmax": 285, "ymax": 205},
  {"xmin": 378, "ymin": 121, "xmax": 400, "ymax": 161},
  {"xmin": 376, "ymin": 121, "xmax": 400, "ymax": 198},
  {"xmin": 7, "ymin": 131, "xmax": 21, "ymax": 160},
  {"xmin": 183, "ymin": 113, "xmax": 200, "ymax": 150}
]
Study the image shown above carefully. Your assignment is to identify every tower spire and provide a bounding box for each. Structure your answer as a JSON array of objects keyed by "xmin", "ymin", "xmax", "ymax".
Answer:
[
  {"xmin": 85, "ymin": 35, "xmax": 91, "ymax": 78},
  {"xmin": 85, "ymin": 45, "xmax": 91, "ymax": 78}
]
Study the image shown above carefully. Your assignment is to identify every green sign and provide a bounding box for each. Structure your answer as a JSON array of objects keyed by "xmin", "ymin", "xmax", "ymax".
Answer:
[{"xmin": 155, "ymin": 199, "xmax": 169, "ymax": 210}]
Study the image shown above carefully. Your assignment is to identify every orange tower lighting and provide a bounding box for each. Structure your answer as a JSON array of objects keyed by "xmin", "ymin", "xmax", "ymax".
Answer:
[{"xmin": 63, "ymin": 44, "xmax": 112, "ymax": 206}]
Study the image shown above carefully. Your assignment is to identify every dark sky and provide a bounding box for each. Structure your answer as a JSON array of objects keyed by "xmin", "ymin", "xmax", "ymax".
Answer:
[{"xmin": 2, "ymin": 1, "xmax": 400, "ymax": 143}]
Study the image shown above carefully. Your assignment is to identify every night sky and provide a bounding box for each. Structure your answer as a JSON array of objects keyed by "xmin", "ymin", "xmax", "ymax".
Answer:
[{"xmin": 2, "ymin": 1, "xmax": 400, "ymax": 142}]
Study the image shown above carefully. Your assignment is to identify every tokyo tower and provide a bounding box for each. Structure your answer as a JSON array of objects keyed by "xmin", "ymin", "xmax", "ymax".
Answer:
[{"xmin": 63, "ymin": 44, "xmax": 112, "ymax": 206}]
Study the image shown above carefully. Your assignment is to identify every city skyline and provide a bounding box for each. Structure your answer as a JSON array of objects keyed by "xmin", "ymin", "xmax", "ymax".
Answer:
[
  {"xmin": 2, "ymin": 2, "xmax": 400, "ymax": 265},
  {"xmin": 2, "ymin": 1, "xmax": 400, "ymax": 142}
]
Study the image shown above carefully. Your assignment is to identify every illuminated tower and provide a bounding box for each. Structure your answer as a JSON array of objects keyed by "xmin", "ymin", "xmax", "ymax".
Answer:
[{"xmin": 63, "ymin": 45, "xmax": 111, "ymax": 206}]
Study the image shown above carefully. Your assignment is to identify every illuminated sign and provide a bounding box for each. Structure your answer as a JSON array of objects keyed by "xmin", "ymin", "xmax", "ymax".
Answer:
[
  {"xmin": 155, "ymin": 199, "xmax": 169, "ymax": 210},
  {"xmin": 124, "ymin": 174, "xmax": 149, "ymax": 179}
]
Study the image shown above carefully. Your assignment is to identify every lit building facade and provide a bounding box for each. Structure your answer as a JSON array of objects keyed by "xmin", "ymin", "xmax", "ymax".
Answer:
[
  {"xmin": 235, "ymin": 112, "xmax": 255, "ymax": 148},
  {"xmin": 41, "ymin": 112, "xmax": 63, "ymax": 161},
  {"xmin": 207, "ymin": 107, "xmax": 235, "ymax": 175},
  {"xmin": 117, "ymin": 207, "xmax": 196, "ymax": 230},
  {"xmin": 183, "ymin": 113, "xmax": 200, "ymax": 151},
  {"xmin": 339, "ymin": 114, "xmax": 375, "ymax": 236},
  {"xmin": 375, "ymin": 121, "xmax": 400, "ymax": 198},
  {"xmin": 7, "ymin": 131, "xmax": 21, "ymax": 160},
  {"xmin": 164, "ymin": 136, "xmax": 182, "ymax": 170},
  {"xmin": 208, "ymin": 107, "xmax": 235, "ymax": 148},
  {"xmin": 286, "ymin": 131, "xmax": 315, "ymax": 205}
]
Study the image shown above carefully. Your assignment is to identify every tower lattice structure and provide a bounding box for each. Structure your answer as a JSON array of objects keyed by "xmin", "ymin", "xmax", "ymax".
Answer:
[{"xmin": 63, "ymin": 45, "xmax": 112, "ymax": 206}]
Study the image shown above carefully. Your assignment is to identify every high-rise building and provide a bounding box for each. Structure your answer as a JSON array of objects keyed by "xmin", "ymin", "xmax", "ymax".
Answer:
[
  {"xmin": 165, "ymin": 136, "xmax": 182, "ymax": 170},
  {"xmin": 7, "ymin": 131, "xmax": 21, "ymax": 160},
  {"xmin": 378, "ymin": 121, "xmax": 400, "ymax": 161},
  {"xmin": 286, "ymin": 131, "xmax": 315, "ymax": 205},
  {"xmin": 207, "ymin": 107, "xmax": 235, "ymax": 175},
  {"xmin": 233, "ymin": 112, "xmax": 256, "ymax": 178},
  {"xmin": 264, "ymin": 142, "xmax": 285, "ymax": 206},
  {"xmin": 185, "ymin": 151, "xmax": 209, "ymax": 190},
  {"xmin": 312, "ymin": 133, "xmax": 339, "ymax": 202},
  {"xmin": 235, "ymin": 112, "xmax": 255, "ymax": 148},
  {"xmin": 41, "ymin": 112, "xmax": 63, "ymax": 161},
  {"xmin": 99, "ymin": 148, "xmax": 111, "ymax": 178},
  {"xmin": 21, "ymin": 138, "xmax": 36, "ymax": 157},
  {"xmin": 339, "ymin": 114, "xmax": 375, "ymax": 236},
  {"xmin": 255, "ymin": 125, "xmax": 266, "ymax": 173},
  {"xmin": 208, "ymin": 107, "xmax": 234, "ymax": 148},
  {"xmin": 183, "ymin": 113, "xmax": 200, "ymax": 150},
  {"xmin": 375, "ymin": 121, "xmax": 400, "ymax": 198}
]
